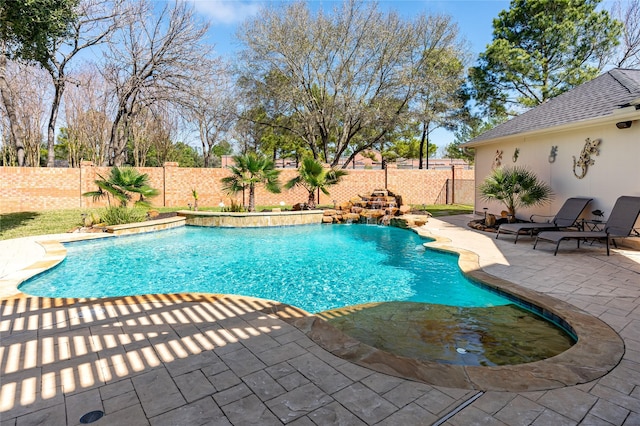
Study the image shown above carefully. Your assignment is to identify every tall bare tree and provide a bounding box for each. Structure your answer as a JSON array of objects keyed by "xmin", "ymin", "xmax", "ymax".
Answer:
[
  {"xmin": 187, "ymin": 65, "xmax": 237, "ymax": 168},
  {"xmin": 62, "ymin": 69, "xmax": 112, "ymax": 166},
  {"xmin": 0, "ymin": 0, "xmax": 77, "ymax": 166},
  {"xmin": 150, "ymin": 108, "xmax": 181, "ymax": 167},
  {"xmin": 103, "ymin": 0, "xmax": 213, "ymax": 166},
  {"xmin": 237, "ymin": 0, "xmax": 465, "ymax": 168},
  {"xmin": 128, "ymin": 108, "xmax": 154, "ymax": 167},
  {"xmin": 129, "ymin": 104, "xmax": 179, "ymax": 167},
  {"xmin": 0, "ymin": 43, "xmax": 26, "ymax": 165},
  {"xmin": 42, "ymin": 0, "xmax": 125, "ymax": 167},
  {"xmin": 0, "ymin": 62, "xmax": 49, "ymax": 166},
  {"xmin": 610, "ymin": 0, "xmax": 640, "ymax": 68}
]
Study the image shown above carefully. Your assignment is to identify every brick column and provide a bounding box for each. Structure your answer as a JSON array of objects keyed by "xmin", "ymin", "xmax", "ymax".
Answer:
[
  {"xmin": 80, "ymin": 161, "xmax": 95, "ymax": 208},
  {"xmin": 163, "ymin": 162, "xmax": 178, "ymax": 207}
]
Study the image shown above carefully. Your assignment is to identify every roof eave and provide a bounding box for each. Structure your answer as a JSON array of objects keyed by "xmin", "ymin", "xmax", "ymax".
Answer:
[{"xmin": 463, "ymin": 107, "xmax": 640, "ymax": 148}]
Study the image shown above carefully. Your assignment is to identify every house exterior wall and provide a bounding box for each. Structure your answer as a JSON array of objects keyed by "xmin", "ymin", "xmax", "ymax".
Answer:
[{"xmin": 473, "ymin": 119, "xmax": 640, "ymax": 224}]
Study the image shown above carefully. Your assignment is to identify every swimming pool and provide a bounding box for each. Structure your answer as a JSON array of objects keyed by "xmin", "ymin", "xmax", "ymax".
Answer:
[{"xmin": 20, "ymin": 224, "xmax": 509, "ymax": 313}]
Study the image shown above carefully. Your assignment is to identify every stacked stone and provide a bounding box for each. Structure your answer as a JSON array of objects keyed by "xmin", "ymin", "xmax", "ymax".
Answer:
[{"xmin": 321, "ymin": 194, "xmax": 414, "ymax": 225}]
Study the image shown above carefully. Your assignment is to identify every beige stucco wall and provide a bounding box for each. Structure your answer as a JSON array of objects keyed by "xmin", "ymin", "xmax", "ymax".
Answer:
[{"xmin": 473, "ymin": 117, "xmax": 640, "ymax": 224}]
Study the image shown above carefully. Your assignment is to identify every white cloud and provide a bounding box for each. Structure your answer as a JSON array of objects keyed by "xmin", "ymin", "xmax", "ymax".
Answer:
[{"xmin": 190, "ymin": 0, "xmax": 264, "ymax": 25}]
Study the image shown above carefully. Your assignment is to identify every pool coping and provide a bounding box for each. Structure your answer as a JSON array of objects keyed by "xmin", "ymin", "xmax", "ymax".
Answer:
[
  {"xmin": 290, "ymin": 225, "xmax": 624, "ymax": 391},
  {"xmin": 105, "ymin": 216, "xmax": 186, "ymax": 235},
  {"xmin": 0, "ymin": 223, "xmax": 624, "ymax": 392},
  {"xmin": 179, "ymin": 209, "xmax": 325, "ymax": 227}
]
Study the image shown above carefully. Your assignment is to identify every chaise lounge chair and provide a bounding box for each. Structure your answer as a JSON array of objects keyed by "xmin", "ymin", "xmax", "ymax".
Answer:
[
  {"xmin": 533, "ymin": 196, "xmax": 640, "ymax": 255},
  {"xmin": 496, "ymin": 197, "xmax": 592, "ymax": 243}
]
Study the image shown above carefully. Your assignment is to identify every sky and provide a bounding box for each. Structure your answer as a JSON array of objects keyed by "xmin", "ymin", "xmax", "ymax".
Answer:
[{"xmin": 189, "ymin": 0, "xmax": 511, "ymax": 152}]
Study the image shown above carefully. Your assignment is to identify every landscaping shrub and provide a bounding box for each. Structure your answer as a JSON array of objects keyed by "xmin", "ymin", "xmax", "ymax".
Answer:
[{"xmin": 100, "ymin": 206, "xmax": 145, "ymax": 226}]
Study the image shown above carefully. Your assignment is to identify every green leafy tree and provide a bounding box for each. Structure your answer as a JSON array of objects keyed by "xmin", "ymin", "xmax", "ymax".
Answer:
[
  {"xmin": 443, "ymin": 114, "xmax": 506, "ymax": 164},
  {"xmin": 0, "ymin": 0, "xmax": 78, "ymax": 62},
  {"xmin": 478, "ymin": 166, "xmax": 553, "ymax": 219},
  {"xmin": 385, "ymin": 124, "xmax": 437, "ymax": 165},
  {"xmin": 83, "ymin": 166, "xmax": 159, "ymax": 208},
  {"xmin": 171, "ymin": 142, "xmax": 204, "ymax": 168},
  {"xmin": 443, "ymin": 140, "xmax": 474, "ymax": 165},
  {"xmin": 413, "ymin": 42, "xmax": 467, "ymax": 169},
  {"xmin": 211, "ymin": 141, "xmax": 233, "ymax": 159},
  {"xmin": 235, "ymin": 93, "xmax": 307, "ymax": 163},
  {"xmin": 285, "ymin": 157, "xmax": 348, "ymax": 208},
  {"xmin": 2, "ymin": 0, "xmax": 126, "ymax": 167},
  {"xmin": 470, "ymin": 0, "xmax": 621, "ymax": 116},
  {"xmin": 221, "ymin": 152, "xmax": 282, "ymax": 212}
]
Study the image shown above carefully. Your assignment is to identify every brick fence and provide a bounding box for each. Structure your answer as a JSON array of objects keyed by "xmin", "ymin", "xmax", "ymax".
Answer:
[{"xmin": 0, "ymin": 163, "xmax": 474, "ymax": 213}]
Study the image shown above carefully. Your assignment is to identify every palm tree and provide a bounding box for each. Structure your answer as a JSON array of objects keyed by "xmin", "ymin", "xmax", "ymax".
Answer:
[
  {"xmin": 285, "ymin": 157, "xmax": 348, "ymax": 209},
  {"xmin": 83, "ymin": 166, "xmax": 159, "ymax": 208},
  {"xmin": 221, "ymin": 152, "xmax": 281, "ymax": 212},
  {"xmin": 478, "ymin": 166, "xmax": 553, "ymax": 219}
]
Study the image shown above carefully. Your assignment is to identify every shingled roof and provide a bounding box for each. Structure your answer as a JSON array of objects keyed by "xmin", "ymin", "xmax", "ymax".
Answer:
[{"xmin": 468, "ymin": 68, "xmax": 640, "ymax": 144}]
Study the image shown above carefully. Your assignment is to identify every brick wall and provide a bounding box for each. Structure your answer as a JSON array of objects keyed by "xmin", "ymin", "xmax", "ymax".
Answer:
[
  {"xmin": 0, "ymin": 167, "xmax": 81, "ymax": 212},
  {"xmin": 0, "ymin": 164, "xmax": 474, "ymax": 213}
]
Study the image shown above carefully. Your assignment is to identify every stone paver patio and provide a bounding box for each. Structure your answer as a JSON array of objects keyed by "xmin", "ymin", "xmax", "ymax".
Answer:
[{"xmin": 1, "ymin": 214, "xmax": 639, "ymax": 425}]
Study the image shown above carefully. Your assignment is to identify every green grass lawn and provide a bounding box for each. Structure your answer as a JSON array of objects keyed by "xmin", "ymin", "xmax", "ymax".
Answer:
[
  {"xmin": 0, "ymin": 203, "xmax": 474, "ymax": 240},
  {"xmin": 1, "ymin": 209, "xmax": 88, "ymax": 240},
  {"xmin": 0, "ymin": 207, "xmax": 185, "ymax": 241},
  {"xmin": 413, "ymin": 204, "xmax": 474, "ymax": 217}
]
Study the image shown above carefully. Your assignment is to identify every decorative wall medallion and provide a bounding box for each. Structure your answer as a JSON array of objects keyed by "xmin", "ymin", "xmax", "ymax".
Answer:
[
  {"xmin": 549, "ymin": 146, "xmax": 558, "ymax": 163},
  {"xmin": 492, "ymin": 150, "xmax": 503, "ymax": 169},
  {"xmin": 573, "ymin": 138, "xmax": 601, "ymax": 179},
  {"xmin": 512, "ymin": 148, "xmax": 520, "ymax": 163}
]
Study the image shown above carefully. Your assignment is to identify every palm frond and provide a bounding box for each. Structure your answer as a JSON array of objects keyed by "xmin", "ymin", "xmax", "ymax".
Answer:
[
  {"xmin": 479, "ymin": 166, "xmax": 553, "ymax": 216},
  {"xmin": 82, "ymin": 167, "xmax": 158, "ymax": 208},
  {"xmin": 285, "ymin": 157, "xmax": 348, "ymax": 206},
  {"xmin": 221, "ymin": 152, "xmax": 281, "ymax": 202}
]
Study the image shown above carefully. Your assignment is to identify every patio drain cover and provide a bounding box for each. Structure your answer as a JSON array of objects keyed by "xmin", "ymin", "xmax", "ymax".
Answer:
[{"xmin": 79, "ymin": 410, "xmax": 104, "ymax": 423}]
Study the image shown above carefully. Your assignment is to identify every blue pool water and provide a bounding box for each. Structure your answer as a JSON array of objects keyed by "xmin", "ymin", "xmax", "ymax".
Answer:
[{"xmin": 20, "ymin": 224, "xmax": 510, "ymax": 313}]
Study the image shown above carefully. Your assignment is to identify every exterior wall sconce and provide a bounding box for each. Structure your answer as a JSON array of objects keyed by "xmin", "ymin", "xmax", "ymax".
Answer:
[
  {"xmin": 549, "ymin": 146, "xmax": 558, "ymax": 163},
  {"xmin": 512, "ymin": 148, "xmax": 520, "ymax": 162},
  {"xmin": 616, "ymin": 121, "xmax": 632, "ymax": 129}
]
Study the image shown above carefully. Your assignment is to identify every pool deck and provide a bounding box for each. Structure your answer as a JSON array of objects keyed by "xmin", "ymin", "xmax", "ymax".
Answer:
[{"xmin": 1, "ymin": 215, "xmax": 640, "ymax": 425}]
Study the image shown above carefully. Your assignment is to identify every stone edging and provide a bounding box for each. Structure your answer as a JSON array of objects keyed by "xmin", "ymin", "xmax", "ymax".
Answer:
[
  {"xmin": 106, "ymin": 216, "xmax": 186, "ymax": 235},
  {"xmin": 178, "ymin": 210, "xmax": 325, "ymax": 227},
  {"xmin": 281, "ymin": 226, "xmax": 623, "ymax": 391}
]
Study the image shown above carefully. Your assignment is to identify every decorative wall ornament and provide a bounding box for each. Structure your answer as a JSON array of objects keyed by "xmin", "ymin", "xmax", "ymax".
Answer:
[
  {"xmin": 572, "ymin": 138, "xmax": 601, "ymax": 179},
  {"xmin": 512, "ymin": 148, "xmax": 520, "ymax": 163},
  {"xmin": 549, "ymin": 146, "xmax": 558, "ymax": 163},
  {"xmin": 492, "ymin": 150, "xmax": 503, "ymax": 169}
]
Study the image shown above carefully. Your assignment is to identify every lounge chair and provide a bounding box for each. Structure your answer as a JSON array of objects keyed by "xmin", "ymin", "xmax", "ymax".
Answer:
[
  {"xmin": 496, "ymin": 197, "xmax": 592, "ymax": 243},
  {"xmin": 533, "ymin": 196, "xmax": 640, "ymax": 255}
]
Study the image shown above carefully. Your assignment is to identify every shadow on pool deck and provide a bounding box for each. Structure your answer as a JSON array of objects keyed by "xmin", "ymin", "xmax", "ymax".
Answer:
[{"xmin": 0, "ymin": 293, "xmax": 481, "ymax": 425}]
